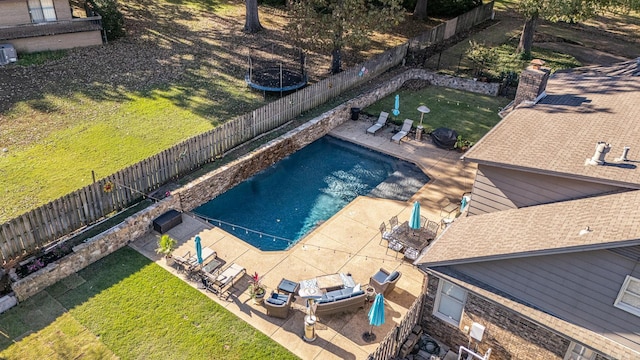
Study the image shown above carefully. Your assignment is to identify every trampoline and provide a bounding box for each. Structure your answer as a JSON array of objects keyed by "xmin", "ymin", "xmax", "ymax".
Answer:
[{"xmin": 246, "ymin": 45, "xmax": 308, "ymax": 94}]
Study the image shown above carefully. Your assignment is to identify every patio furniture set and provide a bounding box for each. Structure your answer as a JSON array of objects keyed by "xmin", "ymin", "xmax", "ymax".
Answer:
[
  {"xmin": 365, "ymin": 111, "xmax": 415, "ymax": 144},
  {"xmin": 380, "ymin": 215, "xmax": 440, "ymax": 260},
  {"xmin": 263, "ymin": 269, "xmax": 402, "ymax": 319}
]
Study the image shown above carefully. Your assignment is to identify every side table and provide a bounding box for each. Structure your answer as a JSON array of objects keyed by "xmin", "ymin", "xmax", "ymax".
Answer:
[{"xmin": 365, "ymin": 285, "xmax": 376, "ymax": 302}]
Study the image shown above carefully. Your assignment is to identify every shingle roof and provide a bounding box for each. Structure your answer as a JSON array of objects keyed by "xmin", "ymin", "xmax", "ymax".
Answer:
[
  {"xmin": 416, "ymin": 190, "xmax": 640, "ymax": 266},
  {"xmin": 463, "ymin": 72, "xmax": 640, "ymax": 188}
]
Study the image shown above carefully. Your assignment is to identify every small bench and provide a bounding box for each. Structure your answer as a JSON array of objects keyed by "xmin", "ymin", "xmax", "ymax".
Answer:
[{"xmin": 153, "ymin": 209, "xmax": 182, "ymax": 233}]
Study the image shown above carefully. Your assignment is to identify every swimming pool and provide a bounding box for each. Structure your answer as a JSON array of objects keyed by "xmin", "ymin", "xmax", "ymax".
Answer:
[{"xmin": 193, "ymin": 136, "xmax": 429, "ymax": 251}]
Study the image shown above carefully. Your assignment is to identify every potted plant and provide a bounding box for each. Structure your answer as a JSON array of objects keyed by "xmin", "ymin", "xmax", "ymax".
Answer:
[
  {"xmin": 249, "ymin": 272, "xmax": 266, "ymax": 305},
  {"xmin": 454, "ymin": 135, "xmax": 473, "ymax": 152},
  {"xmin": 156, "ymin": 234, "xmax": 177, "ymax": 266}
]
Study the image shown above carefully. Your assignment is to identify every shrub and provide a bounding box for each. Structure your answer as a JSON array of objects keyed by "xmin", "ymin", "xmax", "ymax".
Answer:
[{"xmin": 87, "ymin": 0, "xmax": 125, "ymax": 41}]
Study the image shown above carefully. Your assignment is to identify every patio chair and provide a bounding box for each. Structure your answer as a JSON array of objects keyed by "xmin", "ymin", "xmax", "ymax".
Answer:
[
  {"xmin": 379, "ymin": 222, "xmax": 393, "ymax": 245},
  {"xmin": 424, "ymin": 220, "xmax": 439, "ymax": 241},
  {"xmin": 366, "ymin": 111, "xmax": 389, "ymax": 135},
  {"xmin": 264, "ymin": 291, "xmax": 293, "ymax": 318},
  {"xmin": 389, "ymin": 215, "xmax": 400, "ymax": 231},
  {"xmin": 174, "ymin": 248, "xmax": 217, "ymax": 275},
  {"xmin": 369, "ymin": 268, "xmax": 402, "ymax": 296},
  {"xmin": 391, "ymin": 119, "xmax": 413, "ymax": 143},
  {"xmin": 202, "ymin": 263, "xmax": 246, "ymax": 298},
  {"xmin": 385, "ymin": 239, "xmax": 403, "ymax": 258}
]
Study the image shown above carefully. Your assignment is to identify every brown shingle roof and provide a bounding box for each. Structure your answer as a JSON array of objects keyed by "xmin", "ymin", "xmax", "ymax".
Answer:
[
  {"xmin": 416, "ymin": 190, "xmax": 640, "ymax": 266},
  {"xmin": 463, "ymin": 73, "xmax": 640, "ymax": 188}
]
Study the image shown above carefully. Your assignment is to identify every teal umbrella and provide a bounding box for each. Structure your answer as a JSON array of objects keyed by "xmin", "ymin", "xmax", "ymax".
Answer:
[
  {"xmin": 363, "ymin": 293, "xmax": 385, "ymax": 342},
  {"xmin": 195, "ymin": 235, "xmax": 203, "ymax": 264},
  {"xmin": 409, "ymin": 201, "xmax": 421, "ymax": 229},
  {"xmin": 392, "ymin": 94, "xmax": 400, "ymax": 116}
]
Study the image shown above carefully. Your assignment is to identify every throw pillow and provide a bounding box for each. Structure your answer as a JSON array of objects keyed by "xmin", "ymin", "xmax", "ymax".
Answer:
[
  {"xmin": 353, "ymin": 283, "xmax": 361, "ymax": 293},
  {"xmin": 385, "ymin": 271, "xmax": 400, "ymax": 283}
]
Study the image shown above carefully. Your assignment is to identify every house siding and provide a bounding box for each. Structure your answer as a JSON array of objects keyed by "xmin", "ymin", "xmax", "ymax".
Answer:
[
  {"xmin": 468, "ymin": 165, "xmax": 623, "ymax": 215},
  {"xmin": 0, "ymin": 0, "xmax": 31, "ymax": 25},
  {"xmin": 423, "ymin": 276, "xmax": 570, "ymax": 360},
  {"xmin": 453, "ymin": 249, "xmax": 640, "ymax": 353},
  {"xmin": 8, "ymin": 30, "xmax": 102, "ymax": 53}
]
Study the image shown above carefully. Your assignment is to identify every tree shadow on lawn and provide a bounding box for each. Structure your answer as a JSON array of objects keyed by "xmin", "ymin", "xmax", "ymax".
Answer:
[{"xmin": 0, "ymin": 247, "xmax": 149, "ymax": 351}]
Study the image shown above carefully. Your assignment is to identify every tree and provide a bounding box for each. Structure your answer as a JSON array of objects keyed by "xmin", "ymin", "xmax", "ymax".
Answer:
[
  {"xmin": 244, "ymin": 0, "xmax": 264, "ymax": 33},
  {"xmin": 413, "ymin": 0, "xmax": 427, "ymax": 20},
  {"xmin": 516, "ymin": 0, "xmax": 640, "ymax": 57},
  {"xmin": 287, "ymin": 0, "xmax": 404, "ymax": 74}
]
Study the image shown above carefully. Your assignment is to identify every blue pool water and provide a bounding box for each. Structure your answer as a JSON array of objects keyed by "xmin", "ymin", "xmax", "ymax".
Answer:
[{"xmin": 193, "ymin": 136, "xmax": 429, "ymax": 251}]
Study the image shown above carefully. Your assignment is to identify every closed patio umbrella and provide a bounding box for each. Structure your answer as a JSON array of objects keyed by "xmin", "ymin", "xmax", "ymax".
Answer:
[
  {"xmin": 392, "ymin": 94, "xmax": 400, "ymax": 116},
  {"xmin": 195, "ymin": 235, "xmax": 203, "ymax": 264},
  {"xmin": 363, "ymin": 293, "xmax": 385, "ymax": 342},
  {"xmin": 409, "ymin": 201, "xmax": 421, "ymax": 229}
]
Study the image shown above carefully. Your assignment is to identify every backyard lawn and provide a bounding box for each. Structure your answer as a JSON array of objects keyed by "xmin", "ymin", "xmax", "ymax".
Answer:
[
  {"xmin": 0, "ymin": 247, "xmax": 298, "ymax": 359},
  {"xmin": 364, "ymin": 86, "xmax": 512, "ymax": 143}
]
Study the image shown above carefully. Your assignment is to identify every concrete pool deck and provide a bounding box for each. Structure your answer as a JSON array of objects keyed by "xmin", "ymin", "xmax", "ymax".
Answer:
[{"xmin": 130, "ymin": 117, "xmax": 476, "ymax": 360}]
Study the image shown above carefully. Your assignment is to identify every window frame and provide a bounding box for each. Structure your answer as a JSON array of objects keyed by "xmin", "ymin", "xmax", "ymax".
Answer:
[
  {"xmin": 614, "ymin": 275, "xmax": 640, "ymax": 317},
  {"xmin": 433, "ymin": 279, "xmax": 467, "ymax": 326},
  {"xmin": 563, "ymin": 342, "xmax": 596, "ymax": 360}
]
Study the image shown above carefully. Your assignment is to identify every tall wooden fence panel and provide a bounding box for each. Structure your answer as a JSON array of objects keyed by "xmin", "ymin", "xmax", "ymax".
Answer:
[
  {"xmin": 0, "ymin": 2, "xmax": 494, "ymax": 263},
  {"xmin": 368, "ymin": 293, "xmax": 426, "ymax": 360}
]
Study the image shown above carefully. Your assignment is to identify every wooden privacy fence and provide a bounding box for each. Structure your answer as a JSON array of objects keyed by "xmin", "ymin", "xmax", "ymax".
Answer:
[
  {"xmin": 0, "ymin": 2, "xmax": 496, "ymax": 263},
  {"xmin": 0, "ymin": 44, "xmax": 408, "ymax": 263},
  {"xmin": 368, "ymin": 293, "xmax": 426, "ymax": 360},
  {"xmin": 408, "ymin": 1, "xmax": 494, "ymax": 50}
]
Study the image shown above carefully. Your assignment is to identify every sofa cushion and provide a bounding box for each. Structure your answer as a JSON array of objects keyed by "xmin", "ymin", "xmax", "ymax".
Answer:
[
  {"xmin": 327, "ymin": 289, "xmax": 343, "ymax": 298},
  {"xmin": 317, "ymin": 297, "xmax": 334, "ymax": 304},
  {"xmin": 372, "ymin": 270, "xmax": 388, "ymax": 283},
  {"xmin": 385, "ymin": 271, "xmax": 400, "ymax": 283},
  {"xmin": 267, "ymin": 298, "xmax": 285, "ymax": 306},
  {"xmin": 334, "ymin": 294, "xmax": 351, "ymax": 301}
]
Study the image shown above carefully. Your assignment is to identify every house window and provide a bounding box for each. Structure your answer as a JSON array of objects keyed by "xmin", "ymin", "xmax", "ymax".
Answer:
[
  {"xmin": 433, "ymin": 279, "xmax": 466, "ymax": 326},
  {"xmin": 614, "ymin": 275, "xmax": 640, "ymax": 317},
  {"xmin": 564, "ymin": 342, "xmax": 596, "ymax": 360},
  {"xmin": 28, "ymin": 0, "xmax": 57, "ymax": 23}
]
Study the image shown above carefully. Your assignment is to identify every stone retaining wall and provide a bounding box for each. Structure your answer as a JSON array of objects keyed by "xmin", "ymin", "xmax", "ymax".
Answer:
[
  {"xmin": 10, "ymin": 68, "xmax": 498, "ymax": 303},
  {"xmin": 11, "ymin": 198, "xmax": 179, "ymax": 302}
]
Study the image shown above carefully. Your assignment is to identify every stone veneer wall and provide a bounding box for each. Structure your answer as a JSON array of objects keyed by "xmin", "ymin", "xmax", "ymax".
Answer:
[
  {"xmin": 177, "ymin": 68, "xmax": 499, "ymax": 211},
  {"xmin": 9, "ymin": 68, "xmax": 498, "ymax": 303},
  {"xmin": 423, "ymin": 276, "xmax": 571, "ymax": 360},
  {"xmin": 11, "ymin": 198, "xmax": 179, "ymax": 301}
]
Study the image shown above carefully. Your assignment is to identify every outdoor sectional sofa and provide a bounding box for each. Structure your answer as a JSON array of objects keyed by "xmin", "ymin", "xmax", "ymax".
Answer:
[{"xmin": 314, "ymin": 287, "xmax": 366, "ymax": 316}]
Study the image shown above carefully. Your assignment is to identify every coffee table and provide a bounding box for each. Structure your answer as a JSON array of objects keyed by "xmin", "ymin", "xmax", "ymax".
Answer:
[{"xmin": 316, "ymin": 273, "xmax": 344, "ymax": 291}]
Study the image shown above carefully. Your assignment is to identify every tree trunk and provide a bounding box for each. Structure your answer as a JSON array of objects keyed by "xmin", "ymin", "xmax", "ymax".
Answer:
[
  {"xmin": 413, "ymin": 0, "xmax": 427, "ymax": 20},
  {"xmin": 331, "ymin": 48, "xmax": 342, "ymax": 74},
  {"xmin": 516, "ymin": 14, "xmax": 537, "ymax": 58},
  {"xmin": 243, "ymin": 0, "xmax": 263, "ymax": 34}
]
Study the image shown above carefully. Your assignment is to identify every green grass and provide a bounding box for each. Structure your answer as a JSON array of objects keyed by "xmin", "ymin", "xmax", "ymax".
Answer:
[
  {"xmin": 16, "ymin": 50, "xmax": 68, "ymax": 66},
  {"xmin": 364, "ymin": 86, "xmax": 511, "ymax": 143},
  {"xmin": 0, "ymin": 85, "xmax": 264, "ymax": 222},
  {"xmin": 0, "ymin": 247, "xmax": 298, "ymax": 359}
]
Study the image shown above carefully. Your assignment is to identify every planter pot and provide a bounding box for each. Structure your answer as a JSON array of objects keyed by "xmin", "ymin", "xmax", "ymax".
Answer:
[
  {"xmin": 252, "ymin": 292, "xmax": 265, "ymax": 305},
  {"xmin": 164, "ymin": 256, "xmax": 175, "ymax": 267}
]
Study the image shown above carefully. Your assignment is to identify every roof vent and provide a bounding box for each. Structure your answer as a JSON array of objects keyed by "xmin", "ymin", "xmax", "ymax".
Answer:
[
  {"xmin": 585, "ymin": 142, "xmax": 610, "ymax": 166},
  {"xmin": 614, "ymin": 146, "xmax": 630, "ymax": 162}
]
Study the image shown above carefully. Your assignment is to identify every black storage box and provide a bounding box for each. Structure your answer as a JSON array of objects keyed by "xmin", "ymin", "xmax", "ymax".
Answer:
[{"xmin": 152, "ymin": 209, "xmax": 182, "ymax": 233}]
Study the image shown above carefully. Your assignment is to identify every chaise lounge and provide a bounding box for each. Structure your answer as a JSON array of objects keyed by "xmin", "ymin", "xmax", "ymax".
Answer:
[
  {"xmin": 202, "ymin": 263, "xmax": 246, "ymax": 298},
  {"xmin": 391, "ymin": 119, "xmax": 414, "ymax": 143},
  {"xmin": 369, "ymin": 268, "xmax": 401, "ymax": 296},
  {"xmin": 366, "ymin": 111, "xmax": 389, "ymax": 135}
]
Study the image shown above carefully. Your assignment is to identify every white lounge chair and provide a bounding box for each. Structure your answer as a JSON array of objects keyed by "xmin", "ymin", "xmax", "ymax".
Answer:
[
  {"xmin": 366, "ymin": 111, "xmax": 389, "ymax": 135},
  {"xmin": 391, "ymin": 119, "xmax": 414, "ymax": 143},
  {"xmin": 202, "ymin": 263, "xmax": 246, "ymax": 298}
]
